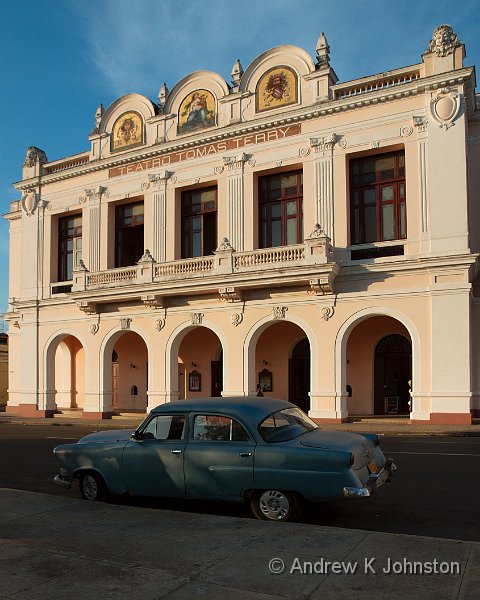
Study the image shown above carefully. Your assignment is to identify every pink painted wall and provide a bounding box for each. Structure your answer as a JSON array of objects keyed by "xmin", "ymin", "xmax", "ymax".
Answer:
[{"xmin": 346, "ymin": 316, "xmax": 410, "ymax": 415}]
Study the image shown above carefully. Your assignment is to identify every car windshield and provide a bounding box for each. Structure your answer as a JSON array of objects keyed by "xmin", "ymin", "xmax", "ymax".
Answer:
[{"xmin": 258, "ymin": 407, "xmax": 318, "ymax": 443}]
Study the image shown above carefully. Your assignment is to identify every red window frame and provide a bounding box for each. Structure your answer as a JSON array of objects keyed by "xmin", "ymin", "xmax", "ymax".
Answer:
[
  {"xmin": 259, "ymin": 170, "xmax": 303, "ymax": 248},
  {"xmin": 350, "ymin": 151, "xmax": 406, "ymax": 245}
]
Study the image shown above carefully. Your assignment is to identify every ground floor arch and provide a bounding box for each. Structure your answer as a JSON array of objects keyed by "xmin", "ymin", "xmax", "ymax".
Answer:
[
  {"xmin": 177, "ymin": 327, "xmax": 223, "ymax": 399},
  {"xmin": 44, "ymin": 333, "xmax": 86, "ymax": 413},
  {"xmin": 252, "ymin": 320, "xmax": 311, "ymax": 411},
  {"xmin": 344, "ymin": 315, "xmax": 412, "ymax": 416},
  {"xmin": 101, "ymin": 329, "xmax": 149, "ymax": 413}
]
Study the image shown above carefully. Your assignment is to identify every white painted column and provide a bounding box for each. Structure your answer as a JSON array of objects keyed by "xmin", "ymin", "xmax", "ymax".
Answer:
[
  {"xmin": 147, "ymin": 171, "xmax": 173, "ymax": 263},
  {"xmin": 85, "ymin": 186, "xmax": 107, "ymax": 273},
  {"xmin": 310, "ymin": 135, "xmax": 336, "ymax": 243},
  {"xmin": 223, "ymin": 153, "xmax": 247, "ymax": 252}
]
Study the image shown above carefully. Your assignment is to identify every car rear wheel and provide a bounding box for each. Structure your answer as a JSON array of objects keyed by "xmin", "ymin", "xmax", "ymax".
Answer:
[
  {"xmin": 250, "ymin": 490, "xmax": 301, "ymax": 522},
  {"xmin": 79, "ymin": 472, "xmax": 107, "ymax": 502}
]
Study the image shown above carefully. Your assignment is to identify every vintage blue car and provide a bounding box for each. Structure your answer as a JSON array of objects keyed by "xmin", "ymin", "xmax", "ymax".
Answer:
[{"xmin": 53, "ymin": 397, "xmax": 396, "ymax": 521}]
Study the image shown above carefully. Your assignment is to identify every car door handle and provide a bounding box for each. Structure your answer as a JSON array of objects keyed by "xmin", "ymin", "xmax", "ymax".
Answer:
[
  {"xmin": 239, "ymin": 452, "xmax": 252, "ymax": 457},
  {"xmin": 171, "ymin": 449, "xmax": 183, "ymax": 454}
]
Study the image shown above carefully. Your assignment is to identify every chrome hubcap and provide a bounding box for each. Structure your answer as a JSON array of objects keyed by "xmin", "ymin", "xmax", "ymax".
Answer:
[
  {"xmin": 82, "ymin": 475, "xmax": 98, "ymax": 501},
  {"xmin": 259, "ymin": 490, "xmax": 290, "ymax": 520}
]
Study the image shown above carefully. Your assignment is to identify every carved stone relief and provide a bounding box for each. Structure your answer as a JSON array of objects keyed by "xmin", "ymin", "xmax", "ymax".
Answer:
[
  {"xmin": 426, "ymin": 24, "xmax": 461, "ymax": 57},
  {"xmin": 430, "ymin": 88, "xmax": 460, "ymax": 130},
  {"xmin": 272, "ymin": 306, "xmax": 288, "ymax": 319}
]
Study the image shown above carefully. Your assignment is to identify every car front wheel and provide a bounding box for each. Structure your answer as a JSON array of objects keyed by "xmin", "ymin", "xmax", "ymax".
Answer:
[
  {"xmin": 79, "ymin": 472, "xmax": 107, "ymax": 502},
  {"xmin": 250, "ymin": 490, "xmax": 301, "ymax": 522}
]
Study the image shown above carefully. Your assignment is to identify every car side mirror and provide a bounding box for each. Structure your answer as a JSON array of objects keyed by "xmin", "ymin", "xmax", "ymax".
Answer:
[{"xmin": 131, "ymin": 430, "xmax": 143, "ymax": 441}]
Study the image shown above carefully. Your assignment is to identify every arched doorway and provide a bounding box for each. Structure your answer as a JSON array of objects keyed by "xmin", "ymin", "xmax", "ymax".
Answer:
[
  {"xmin": 108, "ymin": 332, "xmax": 148, "ymax": 412},
  {"xmin": 374, "ymin": 334, "xmax": 412, "ymax": 415},
  {"xmin": 289, "ymin": 338, "xmax": 311, "ymax": 412},
  {"xmin": 178, "ymin": 327, "xmax": 223, "ymax": 399},
  {"xmin": 254, "ymin": 322, "xmax": 311, "ymax": 410},
  {"xmin": 345, "ymin": 316, "xmax": 412, "ymax": 416},
  {"xmin": 48, "ymin": 335, "xmax": 85, "ymax": 411}
]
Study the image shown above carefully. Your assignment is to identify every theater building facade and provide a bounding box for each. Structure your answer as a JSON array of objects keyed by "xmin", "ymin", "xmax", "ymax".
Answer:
[{"xmin": 5, "ymin": 26, "xmax": 480, "ymax": 424}]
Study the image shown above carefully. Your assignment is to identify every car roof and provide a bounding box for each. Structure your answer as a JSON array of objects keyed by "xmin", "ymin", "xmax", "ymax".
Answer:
[{"xmin": 151, "ymin": 396, "xmax": 293, "ymax": 425}]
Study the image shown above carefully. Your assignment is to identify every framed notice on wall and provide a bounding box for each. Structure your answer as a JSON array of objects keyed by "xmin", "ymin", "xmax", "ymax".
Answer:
[
  {"xmin": 258, "ymin": 368, "xmax": 273, "ymax": 392},
  {"xmin": 189, "ymin": 370, "xmax": 201, "ymax": 392}
]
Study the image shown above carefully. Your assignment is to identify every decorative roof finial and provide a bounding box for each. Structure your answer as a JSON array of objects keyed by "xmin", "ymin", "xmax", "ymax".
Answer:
[
  {"xmin": 158, "ymin": 83, "xmax": 169, "ymax": 112},
  {"xmin": 95, "ymin": 103, "xmax": 104, "ymax": 128},
  {"xmin": 23, "ymin": 146, "xmax": 47, "ymax": 167},
  {"xmin": 231, "ymin": 59, "xmax": 244, "ymax": 90},
  {"xmin": 427, "ymin": 24, "xmax": 461, "ymax": 57},
  {"xmin": 316, "ymin": 32, "xmax": 330, "ymax": 69}
]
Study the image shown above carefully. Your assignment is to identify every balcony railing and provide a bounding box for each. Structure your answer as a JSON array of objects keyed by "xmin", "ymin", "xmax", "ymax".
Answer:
[{"xmin": 70, "ymin": 231, "xmax": 334, "ymax": 294}]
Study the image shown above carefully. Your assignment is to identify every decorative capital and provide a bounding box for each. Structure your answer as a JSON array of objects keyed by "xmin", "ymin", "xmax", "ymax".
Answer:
[
  {"xmin": 310, "ymin": 134, "xmax": 336, "ymax": 152},
  {"xmin": 272, "ymin": 306, "xmax": 288, "ymax": 320},
  {"xmin": 223, "ymin": 153, "xmax": 249, "ymax": 170},
  {"xmin": 412, "ymin": 116, "xmax": 428, "ymax": 132},
  {"xmin": 90, "ymin": 323, "xmax": 99, "ymax": 335},
  {"xmin": 190, "ymin": 312, "xmax": 204, "ymax": 326},
  {"xmin": 148, "ymin": 170, "xmax": 173, "ymax": 185},
  {"xmin": 84, "ymin": 186, "xmax": 107, "ymax": 202},
  {"xmin": 120, "ymin": 318, "xmax": 132, "ymax": 330},
  {"xmin": 426, "ymin": 24, "xmax": 461, "ymax": 57},
  {"xmin": 219, "ymin": 287, "xmax": 242, "ymax": 302}
]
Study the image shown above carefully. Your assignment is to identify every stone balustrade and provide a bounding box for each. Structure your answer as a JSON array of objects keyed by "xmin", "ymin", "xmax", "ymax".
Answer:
[{"xmin": 70, "ymin": 232, "xmax": 334, "ymax": 293}]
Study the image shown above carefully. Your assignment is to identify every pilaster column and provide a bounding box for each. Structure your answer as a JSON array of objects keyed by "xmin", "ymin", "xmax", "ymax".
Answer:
[
  {"xmin": 223, "ymin": 153, "xmax": 248, "ymax": 252},
  {"xmin": 85, "ymin": 186, "xmax": 107, "ymax": 273},
  {"xmin": 310, "ymin": 135, "xmax": 336, "ymax": 243},
  {"xmin": 148, "ymin": 171, "xmax": 173, "ymax": 264},
  {"xmin": 413, "ymin": 116, "xmax": 429, "ymax": 236}
]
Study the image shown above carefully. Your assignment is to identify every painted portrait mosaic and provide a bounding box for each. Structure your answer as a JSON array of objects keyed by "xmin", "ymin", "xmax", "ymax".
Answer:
[
  {"xmin": 256, "ymin": 66, "xmax": 298, "ymax": 112},
  {"xmin": 111, "ymin": 111, "xmax": 144, "ymax": 152},
  {"xmin": 178, "ymin": 89, "xmax": 216, "ymax": 134}
]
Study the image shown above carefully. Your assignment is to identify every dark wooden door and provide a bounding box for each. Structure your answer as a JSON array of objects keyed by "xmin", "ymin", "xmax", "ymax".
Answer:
[{"xmin": 112, "ymin": 362, "xmax": 119, "ymax": 411}]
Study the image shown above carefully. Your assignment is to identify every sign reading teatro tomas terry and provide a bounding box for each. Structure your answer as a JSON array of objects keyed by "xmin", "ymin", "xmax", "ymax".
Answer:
[{"xmin": 108, "ymin": 124, "xmax": 301, "ymax": 178}]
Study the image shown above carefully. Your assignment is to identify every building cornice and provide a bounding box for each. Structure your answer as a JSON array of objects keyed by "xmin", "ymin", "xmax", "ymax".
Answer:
[{"xmin": 11, "ymin": 67, "xmax": 476, "ymax": 194}]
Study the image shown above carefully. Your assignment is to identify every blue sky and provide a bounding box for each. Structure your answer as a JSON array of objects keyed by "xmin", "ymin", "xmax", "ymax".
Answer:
[{"xmin": 1, "ymin": 0, "xmax": 479, "ymax": 328}]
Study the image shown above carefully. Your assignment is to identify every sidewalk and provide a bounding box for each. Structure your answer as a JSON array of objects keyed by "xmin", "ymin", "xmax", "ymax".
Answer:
[
  {"xmin": 1, "ymin": 410, "xmax": 480, "ymax": 436},
  {"xmin": 0, "ymin": 487, "xmax": 477, "ymax": 599}
]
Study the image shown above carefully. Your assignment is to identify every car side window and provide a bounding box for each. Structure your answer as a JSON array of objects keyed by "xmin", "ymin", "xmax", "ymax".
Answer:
[
  {"xmin": 193, "ymin": 415, "xmax": 250, "ymax": 442},
  {"xmin": 142, "ymin": 415, "xmax": 185, "ymax": 440}
]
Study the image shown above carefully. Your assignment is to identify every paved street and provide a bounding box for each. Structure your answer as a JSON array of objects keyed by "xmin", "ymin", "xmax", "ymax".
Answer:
[{"xmin": 0, "ymin": 423, "xmax": 479, "ymax": 542}]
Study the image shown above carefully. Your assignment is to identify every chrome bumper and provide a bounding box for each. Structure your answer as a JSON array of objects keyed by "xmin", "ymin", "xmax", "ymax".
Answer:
[
  {"xmin": 53, "ymin": 474, "xmax": 72, "ymax": 489},
  {"xmin": 343, "ymin": 457, "xmax": 396, "ymax": 499}
]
